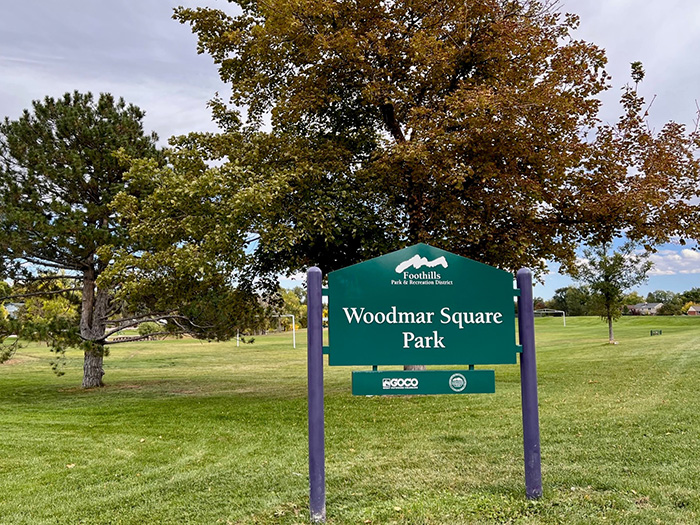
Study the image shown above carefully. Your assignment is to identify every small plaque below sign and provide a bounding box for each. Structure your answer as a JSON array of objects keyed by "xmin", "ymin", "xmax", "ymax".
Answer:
[{"xmin": 352, "ymin": 369, "xmax": 495, "ymax": 396}]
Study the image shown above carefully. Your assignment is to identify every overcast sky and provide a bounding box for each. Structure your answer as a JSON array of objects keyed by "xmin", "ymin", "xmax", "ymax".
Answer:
[{"xmin": 1, "ymin": 0, "xmax": 699, "ymax": 298}]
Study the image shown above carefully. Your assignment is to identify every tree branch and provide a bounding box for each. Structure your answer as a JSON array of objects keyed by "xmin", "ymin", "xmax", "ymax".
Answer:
[
  {"xmin": 14, "ymin": 274, "xmax": 82, "ymax": 284},
  {"xmin": 19, "ymin": 256, "xmax": 85, "ymax": 272},
  {"xmin": 379, "ymin": 103, "xmax": 407, "ymax": 143},
  {"xmin": 103, "ymin": 314, "xmax": 192, "ymax": 338},
  {"xmin": 1, "ymin": 288, "xmax": 82, "ymax": 301},
  {"xmin": 104, "ymin": 311, "xmax": 177, "ymax": 325},
  {"xmin": 103, "ymin": 332, "xmax": 173, "ymax": 345}
]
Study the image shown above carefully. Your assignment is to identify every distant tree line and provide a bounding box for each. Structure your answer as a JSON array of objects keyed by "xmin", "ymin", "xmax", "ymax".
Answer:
[{"xmin": 537, "ymin": 287, "xmax": 700, "ymax": 316}]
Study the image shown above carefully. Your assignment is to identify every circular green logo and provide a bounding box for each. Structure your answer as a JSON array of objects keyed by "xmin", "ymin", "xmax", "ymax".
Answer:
[{"xmin": 449, "ymin": 373, "xmax": 467, "ymax": 392}]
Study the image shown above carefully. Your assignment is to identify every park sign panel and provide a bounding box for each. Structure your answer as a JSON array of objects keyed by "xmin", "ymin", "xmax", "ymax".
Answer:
[
  {"xmin": 327, "ymin": 243, "xmax": 520, "ymax": 367},
  {"xmin": 307, "ymin": 248, "xmax": 543, "ymax": 521}
]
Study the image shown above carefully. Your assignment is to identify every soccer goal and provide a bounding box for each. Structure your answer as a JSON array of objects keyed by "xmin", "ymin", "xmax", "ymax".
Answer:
[{"xmin": 533, "ymin": 308, "xmax": 566, "ymax": 326}]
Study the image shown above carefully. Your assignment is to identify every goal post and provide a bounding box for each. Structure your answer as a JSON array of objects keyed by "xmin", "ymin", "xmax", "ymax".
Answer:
[{"xmin": 533, "ymin": 308, "xmax": 566, "ymax": 326}]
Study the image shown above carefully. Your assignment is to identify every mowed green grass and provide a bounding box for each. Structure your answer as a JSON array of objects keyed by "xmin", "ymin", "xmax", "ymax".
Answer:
[{"xmin": 1, "ymin": 316, "xmax": 699, "ymax": 524}]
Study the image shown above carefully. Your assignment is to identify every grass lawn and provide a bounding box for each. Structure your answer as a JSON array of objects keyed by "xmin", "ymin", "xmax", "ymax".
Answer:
[{"xmin": 1, "ymin": 316, "xmax": 700, "ymax": 524}]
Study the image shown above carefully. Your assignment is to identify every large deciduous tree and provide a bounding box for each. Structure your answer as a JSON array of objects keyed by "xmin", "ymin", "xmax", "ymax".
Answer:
[
  {"xmin": 156, "ymin": 0, "xmax": 700, "ymax": 372},
  {"xmin": 0, "ymin": 92, "xmax": 265, "ymax": 387},
  {"xmin": 171, "ymin": 0, "xmax": 700, "ymax": 280},
  {"xmin": 570, "ymin": 242, "xmax": 652, "ymax": 342}
]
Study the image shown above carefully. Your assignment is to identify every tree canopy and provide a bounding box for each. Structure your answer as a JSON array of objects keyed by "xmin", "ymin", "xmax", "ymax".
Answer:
[
  {"xmin": 0, "ymin": 92, "xmax": 264, "ymax": 387},
  {"xmin": 548, "ymin": 286, "xmax": 593, "ymax": 317},
  {"xmin": 0, "ymin": 92, "xmax": 164, "ymax": 385},
  {"xmin": 165, "ymin": 0, "xmax": 700, "ymax": 281},
  {"xmin": 278, "ymin": 287, "xmax": 307, "ymax": 329}
]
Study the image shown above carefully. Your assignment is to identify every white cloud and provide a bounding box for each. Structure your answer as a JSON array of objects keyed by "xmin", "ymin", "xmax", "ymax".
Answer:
[
  {"xmin": 0, "ymin": 1, "xmax": 235, "ymax": 144},
  {"xmin": 649, "ymin": 249, "xmax": 700, "ymax": 276}
]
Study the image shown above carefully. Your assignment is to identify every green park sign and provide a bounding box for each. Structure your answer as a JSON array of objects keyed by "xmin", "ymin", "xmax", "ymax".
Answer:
[
  {"xmin": 306, "ymin": 245, "xmax": 543, "ymax": 520},
  {"xmin": 327, "ymin": 244, "xmax": 520, "ymax": 367}
]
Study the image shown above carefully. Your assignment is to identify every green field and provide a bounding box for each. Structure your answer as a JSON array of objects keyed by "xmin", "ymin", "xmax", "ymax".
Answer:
[{"xmin": 1, "ymin": 316, "xmax": 699, "ymax": 524}]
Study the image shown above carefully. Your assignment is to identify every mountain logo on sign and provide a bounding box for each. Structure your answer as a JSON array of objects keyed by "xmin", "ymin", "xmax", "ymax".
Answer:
[{"xmin": 395, "ymin": 255, "xmax": 448, "ymax": 273}]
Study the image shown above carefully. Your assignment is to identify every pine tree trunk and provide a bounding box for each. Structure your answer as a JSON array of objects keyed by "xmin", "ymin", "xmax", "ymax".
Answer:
[
  {"xmin": 608, "ymin": 317, "xmax": 615, "ymax": 343},
  {"xmin": 80, "ymin": 260, "xmax": 110, "ymax": 387},
  {"xmin": 82, "ymin": 347, "xmax": 105, "ymax": 388}
]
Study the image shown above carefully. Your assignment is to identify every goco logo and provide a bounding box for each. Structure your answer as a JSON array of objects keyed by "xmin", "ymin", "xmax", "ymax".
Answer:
[
  {"xmin": 382, "ymin": 377, "xmax": 419, "ymax": 390},
  {"xmin": 448, "ymin": 373, "xmax": 467, "ymax": 392}
]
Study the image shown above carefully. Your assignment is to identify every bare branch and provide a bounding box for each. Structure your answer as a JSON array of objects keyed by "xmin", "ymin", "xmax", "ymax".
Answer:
[
  {"xmin": 170, "ymin": 317, "xmax": 189, "ymax": 333},
  {"xmin": 104, "ymin": 310, "xmax": 177, "ymax": 325},
  {"xmin": 1, "ymin": 288, "xmax": 82, "ymax": 301},
  {"xmin": 643, "ymin": 94, "xmax": 657, "ymax": 132},
  {"xmin": 105, "ymin": 302, "xmax": 122, "ymax": 318},
  {"xmin": 379, "ymin": 103, "xmax": 406, "ymax": 144},
  {"xmin": 15, "ymin": 274, "xmax": 82, "ymax": 282},
  {"xmin": 103, "ymin": 314, "xmax": 190, "ymax": 338},
  {"xmin": 19, "ymin": 256, "xmax": 85, "ymax": 272},
  {"xmin": 103, "ymin": 332, "xmax": 173, "ymax": 345}
]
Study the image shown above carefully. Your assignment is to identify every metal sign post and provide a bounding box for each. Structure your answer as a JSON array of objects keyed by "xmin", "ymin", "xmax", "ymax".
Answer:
[
  {"xmin": 306, "ymin": 246, "xmax": 543, "ymax": 521},
  {"xmin": 307, "ymin": 267, "xmax": 325, "ymax": 522},
  {"xmin": 517, "ymin": 268, "xmax": 543, "ymax": 499}
]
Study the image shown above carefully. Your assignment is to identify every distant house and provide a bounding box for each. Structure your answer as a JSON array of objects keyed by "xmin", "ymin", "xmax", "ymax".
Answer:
[
  {"xmin": 627, "ymin": 303, "xmax": 664, "ymax": 315},
  {"xmin": 688, "ymin": 305, "xmax": 700, "ymax": 316}
]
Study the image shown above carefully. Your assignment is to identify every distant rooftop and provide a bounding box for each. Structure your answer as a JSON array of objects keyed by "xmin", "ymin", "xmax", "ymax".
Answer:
[{"xmin": 629, "ymin": 303, "xmax": 663, "ymax": 309}]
